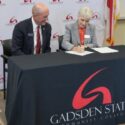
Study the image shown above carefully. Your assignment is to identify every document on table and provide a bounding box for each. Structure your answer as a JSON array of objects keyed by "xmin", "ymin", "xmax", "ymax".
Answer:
[
  {"xmin": 92, "ymin": 47, "xmax": 119, "ymax": 53},
  {"xmin": 65, "ymin": 51, "xmax": 93, "ymax": 56}
]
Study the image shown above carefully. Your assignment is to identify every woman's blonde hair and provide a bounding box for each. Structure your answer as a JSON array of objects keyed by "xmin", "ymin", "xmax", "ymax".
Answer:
[{"xmin": 78, "ymin": 6, "xmax": 93, "ymax": 19}]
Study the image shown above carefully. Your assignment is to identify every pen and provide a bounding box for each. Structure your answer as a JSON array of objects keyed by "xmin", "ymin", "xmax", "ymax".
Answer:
[{"xmin": 77, "ymin": 41, "xmax": 81, "ymax": 47}]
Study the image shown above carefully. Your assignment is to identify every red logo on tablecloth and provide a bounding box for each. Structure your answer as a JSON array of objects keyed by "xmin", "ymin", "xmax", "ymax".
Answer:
[{"xmin": 72, "ymin": 68, "xmax": 112, "ymax": 110}]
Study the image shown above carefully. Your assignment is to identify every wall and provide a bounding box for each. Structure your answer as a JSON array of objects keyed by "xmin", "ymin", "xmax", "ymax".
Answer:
[
  {"xmin": 114, "ymin": 20, "xmax": 125, "ymax": 45},
  {"xmin": 104, "ymin": 19, "xmax": 125, "ymax": 46},
  {"xmin": 119, "ymin": 0, "xmax": 125, "ymax": 19},
  {"xmin": 113, "ymin": 0, "xmax": 125, "ymax": 45}
]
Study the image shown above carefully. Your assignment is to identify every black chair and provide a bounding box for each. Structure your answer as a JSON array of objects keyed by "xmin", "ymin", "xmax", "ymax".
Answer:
[
  {"xmin": 0, "ymin": 39, "xmax": 12, "ymax": 99},
  {"xmin": 57, "ymin": 35, "xmax": 65, "ymax": 51}
]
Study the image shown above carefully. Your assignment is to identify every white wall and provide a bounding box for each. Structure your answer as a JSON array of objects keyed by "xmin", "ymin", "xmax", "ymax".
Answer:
[{"xmin": 119, "ymin": 0, "xmax": 125, "ymax": 19}]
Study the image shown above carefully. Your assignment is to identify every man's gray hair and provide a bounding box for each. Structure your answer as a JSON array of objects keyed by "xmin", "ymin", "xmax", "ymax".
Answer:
[{"xmin": 78, "ymin": 6, "xmax": 93, "ymax": 19}]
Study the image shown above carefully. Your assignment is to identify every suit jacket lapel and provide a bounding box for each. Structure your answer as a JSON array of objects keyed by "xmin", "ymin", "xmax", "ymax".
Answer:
[
  {"xmin": 41, "ymin": 25, "xmax": 46, "ymax": 50},
  {"xmin": 27, "ymin": 18, "xmax": 34, "ymax": 53}
]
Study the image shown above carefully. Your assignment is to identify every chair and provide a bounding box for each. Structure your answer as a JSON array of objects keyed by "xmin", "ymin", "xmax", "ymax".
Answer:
[
  {"xmin": 57, "ymin": 35, "xmax": 65, "ymax": 51},
  {"xmin": 0, "ymin": 39, "xmax": 12, "ymax": 99}
]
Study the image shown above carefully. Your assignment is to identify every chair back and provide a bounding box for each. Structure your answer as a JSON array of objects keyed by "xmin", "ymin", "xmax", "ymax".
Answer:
[
  {"xmin": 1, "ymin": 39, "xmax": 12, "ymax": 56},
  {"xmin": 0, "ymin": 39, "xmax": 12, "ymax": 99},
  {"xmin": 58, "ymin": 35, "xmax": 65, "ymax": 51}
]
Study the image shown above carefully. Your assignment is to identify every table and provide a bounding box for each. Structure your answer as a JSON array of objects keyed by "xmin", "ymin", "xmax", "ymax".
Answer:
[{"xmin": 6, "ymin": 46, "xmax": 125, "ymax": 125}]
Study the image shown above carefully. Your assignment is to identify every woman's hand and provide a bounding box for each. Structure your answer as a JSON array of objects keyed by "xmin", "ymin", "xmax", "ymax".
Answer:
[{"xmin": 71, "ymin": 45, "xmax": 85, "ymax": 53}]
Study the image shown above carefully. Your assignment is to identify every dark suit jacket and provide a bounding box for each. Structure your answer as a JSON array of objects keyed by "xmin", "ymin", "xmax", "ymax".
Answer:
[{"xmin": 11, "ymin": 18, "xmax": 51, "ymax": 55}]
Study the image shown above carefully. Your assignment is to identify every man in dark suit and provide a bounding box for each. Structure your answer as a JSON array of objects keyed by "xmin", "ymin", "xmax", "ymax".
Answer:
[{"xmin": 11, "ymin": 2, "xmax": 51, "ymax": 55}]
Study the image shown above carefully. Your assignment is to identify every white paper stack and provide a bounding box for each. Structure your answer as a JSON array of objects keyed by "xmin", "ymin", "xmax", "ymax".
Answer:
[
  {"xmin": 65, "ymin": 51, "xmax": 93, "ymax": 56},
  {"xmin": 92, "ymin": 47, "xmax": 119, "ymax": 53}
]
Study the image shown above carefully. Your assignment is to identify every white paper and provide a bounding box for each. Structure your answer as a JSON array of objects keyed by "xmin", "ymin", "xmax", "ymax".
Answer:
[
  {"xmin": 92, "ymin": 47, "xmax": 119, "ymax": 53},
  {"xmin": 65, "ymin": 51, "xmax": 93, "ymax": 56}
]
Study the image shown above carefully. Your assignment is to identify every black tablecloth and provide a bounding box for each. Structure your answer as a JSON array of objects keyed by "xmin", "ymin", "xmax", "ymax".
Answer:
[{"xmin": 6, "ymin": 46, "xmax": 125, "ymax": 125}]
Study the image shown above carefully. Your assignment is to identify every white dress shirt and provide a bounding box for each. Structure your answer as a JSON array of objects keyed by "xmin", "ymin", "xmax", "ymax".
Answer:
[{"xmin": 32, "ymin": 17, "xmax": 43, "ymax": 54}]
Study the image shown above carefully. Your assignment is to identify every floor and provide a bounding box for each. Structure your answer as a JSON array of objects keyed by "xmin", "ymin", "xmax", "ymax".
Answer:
[{"xmin": 0, "ymin": 91, "xmax": 6, "ymax": 125}]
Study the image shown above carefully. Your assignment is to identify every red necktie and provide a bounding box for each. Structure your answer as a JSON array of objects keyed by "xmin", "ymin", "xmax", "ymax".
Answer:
[
  {"xmin": 79, "ymin": 28, "xmax": 85, "ymax": 45},
  {"xmin": 36, "ymin": 26, "xmax": 41, "ymax": 54}
]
